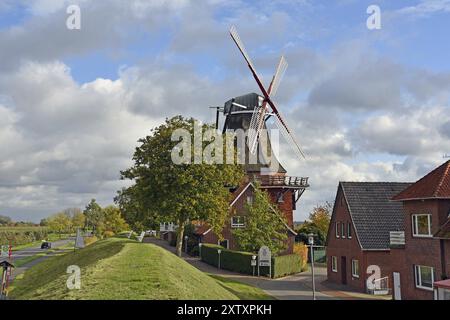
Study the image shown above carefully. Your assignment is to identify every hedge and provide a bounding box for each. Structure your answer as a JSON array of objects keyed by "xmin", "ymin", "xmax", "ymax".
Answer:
[
  {"xmin": 0, "ymin": 227, "xmax": 49, "ymax": 247},
  {"xmin": 272, "ymin": 253, "xmax": 303, "ymax": 278},
  {"xmin": 200, "ymin": 244, "xmax": 303, "ymax": 278}
]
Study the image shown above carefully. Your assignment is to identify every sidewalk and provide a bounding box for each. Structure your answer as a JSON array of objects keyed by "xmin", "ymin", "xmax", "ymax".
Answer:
[{"xmin": 145, "ymin": 238, "xmax": 387, "ymax": 300}]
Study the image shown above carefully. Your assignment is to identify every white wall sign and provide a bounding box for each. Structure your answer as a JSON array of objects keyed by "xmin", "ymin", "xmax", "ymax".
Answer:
[{"xmin": 258, "ymin": 246, "xmax": 271, "ymax": 267}]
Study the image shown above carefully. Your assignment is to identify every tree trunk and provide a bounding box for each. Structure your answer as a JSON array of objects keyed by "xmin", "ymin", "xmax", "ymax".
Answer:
[{"xmin": 175, "ymin": 220, "xmax": 186, "ymax": 257}]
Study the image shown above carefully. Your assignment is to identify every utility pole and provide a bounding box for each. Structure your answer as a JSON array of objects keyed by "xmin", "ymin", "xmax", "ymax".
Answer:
[{"xmin": 308, "ymin": 233, "xmax": 316, "ymax": 300}]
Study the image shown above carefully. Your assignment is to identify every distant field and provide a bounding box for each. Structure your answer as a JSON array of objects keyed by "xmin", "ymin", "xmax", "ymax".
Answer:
[
  {"xmin": 9, "ymin": 237, "xmax": 273, "ymax": 300},
  {"xmin": 0, "ymin": 226, "xmax": 50, "ymax": 247},
  {"xmin": 0, "ymin": 226, "xmax": 48, "ymax": 231}
]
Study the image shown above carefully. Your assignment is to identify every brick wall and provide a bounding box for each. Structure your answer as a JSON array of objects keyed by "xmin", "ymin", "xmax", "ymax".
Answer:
[{"xmin": 201, "ymin": 183, "xmax": 295, "ymax": 255}]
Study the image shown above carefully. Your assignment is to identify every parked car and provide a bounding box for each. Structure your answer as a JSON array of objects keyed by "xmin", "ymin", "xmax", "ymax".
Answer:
[{"xmin": 41, "ymin": 241, "xmax": 52, "ymax": 249}]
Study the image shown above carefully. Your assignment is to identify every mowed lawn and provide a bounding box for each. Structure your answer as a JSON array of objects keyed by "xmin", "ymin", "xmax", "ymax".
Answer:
[{"xmin": 9, "ymin": 237, "xmax": 272, "ymax": 300}]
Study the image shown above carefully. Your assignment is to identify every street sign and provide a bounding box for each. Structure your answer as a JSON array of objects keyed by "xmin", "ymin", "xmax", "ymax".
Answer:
[
  {"xmin": 258, "ymin": 246, "xmax": 271, "ymax": 267},
  {"xmin": 0, "ymin": 246, "xmax": 7, "ymax": 258},
  {"xmin": 251, "ymin": 259, "xmax": 257, "ymax": 267}
]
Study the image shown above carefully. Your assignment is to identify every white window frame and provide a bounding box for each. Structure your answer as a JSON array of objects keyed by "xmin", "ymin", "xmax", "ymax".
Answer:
[
  {"xmin": 347, "ymin": 222, "xmax": 352, "ymax": 239},
  {"xmin": 351, "ymin": 259, "xmax": 359, "ymax": 278},
  {"xmin": 336, "ymin": 222, "xmax": 340, "ymax": 238},
  {"xmin": 414, "ymin": 265, "xmax": 435, "ymax": 291},
  {"xmin": 231, "ymin": 216, "xmax": 245, "ymax": 228},
  {"xmin": 412, "ymin": 214, "xmax": 432, "ymax": 238},
  {"xmin": 341, "ymin": 222, "xmax": 346, "ymax": 239},
  {"xmin": 332, "ymin": 256, "xmax": 338, "ymax": 272},
  {"xmin": 246, "ymin": 195, "xmax": 253, "ymax": 205}
]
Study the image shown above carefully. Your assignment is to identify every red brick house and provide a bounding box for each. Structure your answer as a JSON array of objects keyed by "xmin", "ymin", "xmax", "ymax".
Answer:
[
  {"xmin": 390, "ymin": 160, "xmax": 450, "ymax": 300},
  {"xmin": 195, "ymin": 176, "xmax": 307, "ymax": 255},
  {"xmin": 326, "ymin": 182, "xmax": 411, "ymax": 293},
  {"xmin": 326, "ymin": 160, "xmax": 450, "ymax": 300}
]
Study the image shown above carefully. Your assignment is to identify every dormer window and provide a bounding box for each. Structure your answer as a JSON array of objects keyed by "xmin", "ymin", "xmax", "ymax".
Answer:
[{"xmin": 412, "ymin": 214, "xmax": 432, "ymax": 238}]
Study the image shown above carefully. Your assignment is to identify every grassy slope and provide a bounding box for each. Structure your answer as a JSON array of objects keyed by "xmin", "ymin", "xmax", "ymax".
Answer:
[{"xmin": 9, "ymin": 237, "xmax": 270, "ymax": 300}]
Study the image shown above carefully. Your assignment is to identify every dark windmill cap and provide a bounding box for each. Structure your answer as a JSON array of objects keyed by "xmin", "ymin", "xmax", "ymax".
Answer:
[{"xmin": 0, "ymin": 260, "xmax": 14, "ymax": 268}]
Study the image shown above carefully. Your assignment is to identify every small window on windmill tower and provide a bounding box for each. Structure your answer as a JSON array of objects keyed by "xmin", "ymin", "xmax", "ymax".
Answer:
[{"xmin": 277, "ymin": 192, "xmax": 284, "ymax": 203}]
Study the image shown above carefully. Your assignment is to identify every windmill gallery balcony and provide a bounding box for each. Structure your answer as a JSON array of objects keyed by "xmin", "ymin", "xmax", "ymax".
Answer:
[{"xmin": 253, "ymin": 175, "xmax": 309, "ymax": 189}]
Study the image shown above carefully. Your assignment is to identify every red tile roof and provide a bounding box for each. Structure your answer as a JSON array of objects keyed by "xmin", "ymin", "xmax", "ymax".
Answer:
[{"xmin": 392, "ymin": 160, "xmax": 450, "ymax": 201}]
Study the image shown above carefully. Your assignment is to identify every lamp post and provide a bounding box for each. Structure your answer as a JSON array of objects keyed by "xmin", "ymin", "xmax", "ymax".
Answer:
[
  {"xmin": 308, "ymin": 233, "xmax": 316, "ymax": 301},
  {"xmin": 199, "ymin": 243, "xmax": 202, "ymax": 258},
  {"xmin": 217, "ymin": 249, "xmax": 222, "ymax": 269},
  {"xmin": 252, "ymin": 255, "xmax": 257, "ymax": 276},
  {"xmin": 184, "ymin": 236, "xmax": 189, "ymax": 254}
]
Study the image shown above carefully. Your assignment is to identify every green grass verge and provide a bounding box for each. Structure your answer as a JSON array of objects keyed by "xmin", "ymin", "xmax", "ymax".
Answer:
[
  {"xmin": 9, "ymin": 237, "xmax": 257, "ymax": 300},
  {"xmin": 208, "ymin": 275, "xmax": 275, "ymax": 300},
  {"xmin": 13, "ymin": 253, "xmax": 47, "ymax": 268}
]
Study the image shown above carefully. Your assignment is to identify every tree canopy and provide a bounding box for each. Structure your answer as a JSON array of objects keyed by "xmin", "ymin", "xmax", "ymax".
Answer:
[
  {"xmin": 233, "ymin": 186, "xmax": 288, "ymax": 255},
  {"xmin": 117, "ymin": 116, "xmax": 244, "ymax": 256}
]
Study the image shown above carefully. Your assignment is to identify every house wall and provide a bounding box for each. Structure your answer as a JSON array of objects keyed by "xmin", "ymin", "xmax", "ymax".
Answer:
[
  {"xmin": 395, "ymin": 199, "xmax": 450, "ymax": 300},
  {"xmin": 327, "ymin": 186, "xmax": 365, "ymax": 292},
  {"xmin": 326, "ymin": 186, "xmax": 393, "ymax": 292},
  {"xmin": 201, "ymin": 184, "xmax": 295, "ymax": 255}
]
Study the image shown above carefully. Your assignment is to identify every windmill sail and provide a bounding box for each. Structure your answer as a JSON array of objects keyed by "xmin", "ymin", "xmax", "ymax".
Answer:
[
  {"xmin": 230, "ymin": 25, "xmax": 306, "ymax": 160},
  {"xmin": 248, "ymin": 56, "xmax": 288, "ymax": 154}
]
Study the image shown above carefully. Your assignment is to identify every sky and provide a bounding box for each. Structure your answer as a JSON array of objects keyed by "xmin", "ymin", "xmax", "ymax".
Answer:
[{"xmin": 0, "ymin": 0, "xmax": 449, "ymax": 222}]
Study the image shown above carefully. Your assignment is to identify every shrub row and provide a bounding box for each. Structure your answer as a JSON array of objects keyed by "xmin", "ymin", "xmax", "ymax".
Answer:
[
  {"xmin": 0, "ymin": 227, "xmax": 49, "ymax": 246},
  {"xmin": 200, "ymin": 244, "xmax": 303, "ymax": 278}
]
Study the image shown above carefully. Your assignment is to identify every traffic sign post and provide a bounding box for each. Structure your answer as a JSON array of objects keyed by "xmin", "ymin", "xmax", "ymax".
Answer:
[
  {"xmin": 217, "ymin": 249, "xmax": 222, "ymax": 270},
  {"xmin": 251, "ymin": 255, "xmax": 257, "ymax": 276},
  {"xmin": 308, "ymin": 233, "xmax": 316, "ymax": 301}
]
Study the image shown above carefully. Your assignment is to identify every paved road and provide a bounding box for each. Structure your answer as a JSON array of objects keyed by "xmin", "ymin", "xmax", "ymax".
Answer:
[{"xmin": 2, "ymin": 238, "xmax": 74, "ymax": 280}]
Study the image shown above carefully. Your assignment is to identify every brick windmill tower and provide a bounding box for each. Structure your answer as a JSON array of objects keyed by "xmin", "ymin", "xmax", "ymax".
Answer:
[{"xmin": 198, "ymin": 27, "xmax": 309, "ymax": 254}]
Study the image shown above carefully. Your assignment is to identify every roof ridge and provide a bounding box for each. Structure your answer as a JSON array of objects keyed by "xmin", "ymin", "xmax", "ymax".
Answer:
[{"xmin": 434, "ymin": 160, "xmax": 450, "ymax": 197}]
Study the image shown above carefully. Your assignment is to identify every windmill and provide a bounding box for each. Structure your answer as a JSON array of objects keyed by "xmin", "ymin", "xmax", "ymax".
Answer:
[{"xmin": 229, "ymin": 25, "xmax": 306, "ymax": 160}]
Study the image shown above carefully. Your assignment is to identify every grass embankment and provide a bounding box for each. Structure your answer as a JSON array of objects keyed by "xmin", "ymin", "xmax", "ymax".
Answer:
[{"xmin": 9, "ymin": 237, "xmax": 271, "ymax": 300}]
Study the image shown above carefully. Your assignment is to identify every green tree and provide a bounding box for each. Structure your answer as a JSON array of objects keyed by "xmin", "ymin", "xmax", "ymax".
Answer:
[
  {"xmin": 295, "ymin": 222, "xmax": 326, "ymax": 246},
  {"xmin": 71, "ymin": 211, "xmax": 86, "ymax": 231},
  {"xmin": 233, "ymin": 186, "xmax": 288, "ymax": 255},
  {"xmin": 83, "ymin": 199, "xmax": 104, "ymax": 235},
  {"xmin": 102, "ymin": 206, "xmax": 129, "ymax": 235},
  {"xmin": 120, "ymin": 116, "xmax": 244, "ymax": 256},
  {"xmin": 0, "ymin": 215, "xmax": 12, "ymax": 226},
  {"xmin": 115, "ymin": 185, "xmax": 159, "ymax": 232},
  {"xmin": 309, "ymin": 203, "xmax": 332, "ymax": 238},
  {"xmin": 47, "ymin": 212, "xmax": 72, "ymax": 235}
]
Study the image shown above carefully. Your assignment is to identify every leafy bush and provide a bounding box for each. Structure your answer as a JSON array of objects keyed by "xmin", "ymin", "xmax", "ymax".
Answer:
[
  {"xmin": 0, "ymin": 227, "xmax": 49, "ymax": 246},
  {"xmin": 103, "ymin": 231, "xmax": 115, "ymax": 238},
  {"xmin": 84, "ymin": 236, "xmax": 98, "ymax": 246},
  {"xmin": 294, "ymin": 243, "xmax": 308, "ymax": 270}
]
